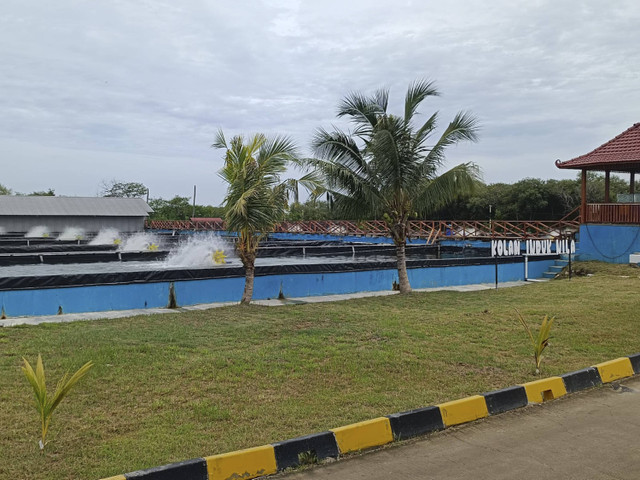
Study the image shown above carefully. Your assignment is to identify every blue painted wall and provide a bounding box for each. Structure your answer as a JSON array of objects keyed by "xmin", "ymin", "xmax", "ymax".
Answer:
[
  {"xmin": 577, "ymin": 224, "xmax": 640, "ymax": 263},
  {"xmin": 0, "ymin": 258, "xmax": 556, "ymax": 317},
  {"xmin": 0, "ymin": 282, "xmax": 168, "ymax": 317}
]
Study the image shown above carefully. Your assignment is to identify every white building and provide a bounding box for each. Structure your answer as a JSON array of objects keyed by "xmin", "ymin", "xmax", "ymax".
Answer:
[{"xmin": 0, "ymin": 196, "xmax": 152, "ymax": 234}]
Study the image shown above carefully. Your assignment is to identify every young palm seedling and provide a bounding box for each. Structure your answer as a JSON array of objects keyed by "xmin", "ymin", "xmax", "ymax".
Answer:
[
  {"xmin": 21, "ymin": 354, "xmax": 93, "ymax": 452},
  {"xmin": 516, "ymin": 309, "xmax": 554, "ymax": 375}
]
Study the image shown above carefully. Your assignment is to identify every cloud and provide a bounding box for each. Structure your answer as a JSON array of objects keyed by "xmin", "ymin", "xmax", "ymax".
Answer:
[{"xmin": 1, "ymin": 0, "xmax": 639, "ymax": 205}]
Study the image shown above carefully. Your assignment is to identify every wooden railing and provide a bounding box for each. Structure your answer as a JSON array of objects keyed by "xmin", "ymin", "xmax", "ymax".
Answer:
[
  {"xmin": 146, "ymin": 216, "xmax": 581, "ymax": 244},
  {"xmin": 585, "ymin": 203, "xmax": 640, "ymax": 224},
  {"xmin": 148, "ymin": 219, "xmax": 226, "ymax": 231}
]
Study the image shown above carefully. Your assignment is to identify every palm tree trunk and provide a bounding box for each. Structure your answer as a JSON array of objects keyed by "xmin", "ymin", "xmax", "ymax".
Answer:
[
  {"xmin": 241, "ymin": 262, "xmax": 255, "ymax": 304},
  {"xmin": 395, "ymin": 242, "xmax": 412, "ymax": 294}
]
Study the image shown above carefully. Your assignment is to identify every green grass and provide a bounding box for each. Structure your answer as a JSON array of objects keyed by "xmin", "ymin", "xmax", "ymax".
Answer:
[{"xmin": 1, "ymin": 261, "xmax": 639, "ymax": 479}]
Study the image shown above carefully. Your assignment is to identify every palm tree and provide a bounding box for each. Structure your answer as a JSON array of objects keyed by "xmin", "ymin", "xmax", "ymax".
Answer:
[
  {"xmin": 310, "ymin": 80, "xmax": 481, "ymax": 294},
  {"xmin": 214, "ymin": 131, "xmax": 321, "ymax": 304}
]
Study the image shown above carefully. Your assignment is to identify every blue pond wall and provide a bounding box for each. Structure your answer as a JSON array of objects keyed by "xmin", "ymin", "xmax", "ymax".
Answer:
[
  {"xmin": 577, "ymin": 224, "xmax": 640, "ymax": 263},
  {"xmin": 0, "ymin": 257, "xmax": 555, "ymax": 317}
]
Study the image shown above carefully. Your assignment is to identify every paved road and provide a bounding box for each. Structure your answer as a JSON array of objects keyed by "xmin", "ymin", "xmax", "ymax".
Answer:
[{"xmin": 285, "ymin": 376, "xmax": 640, "ymax": 480}]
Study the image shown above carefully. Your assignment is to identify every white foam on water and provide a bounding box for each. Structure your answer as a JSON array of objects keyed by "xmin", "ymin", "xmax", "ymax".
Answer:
[
  {"xmin": 25, "ymin": 226, "xmax": 50, "ymax": 238},
  {"xmin": 164, "ymin": 233, "xmax": 233, "ymax": 267},
  {"xmin": 57, "ymin": 227, "xmax": 85, "ymax": 241},
  {"xmin": 89, "ymin": 228, "xmax": 121, "ymax": 245},
  {"xmin": 119, "ymin": 232, "xmax": 161, "ymax": 252}
]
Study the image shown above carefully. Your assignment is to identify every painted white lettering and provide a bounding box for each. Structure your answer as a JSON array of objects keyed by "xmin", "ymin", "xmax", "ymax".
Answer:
[
  {"xmin": 497, "ymin": 240, "xmax": 503, "ymax": 256},
  {"xmin": 571, "ymin": 239, "xmax": 576, "ymax": 254},
  {"xmin": 491, "ymin": 240, "xmax": 497, "ymax": 257}
]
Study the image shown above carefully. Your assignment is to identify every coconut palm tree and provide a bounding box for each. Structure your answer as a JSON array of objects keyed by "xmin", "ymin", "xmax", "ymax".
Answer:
[
  {"xmin": 310, "ymin": 80, "xmax": 481, "ymax": 293},
  {"xmin": 214, "ymin": 131, "xmax": 322, "ymax": 304}
]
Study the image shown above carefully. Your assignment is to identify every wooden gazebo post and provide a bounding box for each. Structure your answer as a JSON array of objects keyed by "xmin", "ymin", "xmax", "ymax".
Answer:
[{"xmin": 580, "ymin": 169, "xmax": 587, "ymax": 221}]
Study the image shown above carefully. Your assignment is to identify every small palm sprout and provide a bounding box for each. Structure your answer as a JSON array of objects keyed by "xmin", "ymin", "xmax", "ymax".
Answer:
[
  {"xmin": 21, "ymin": 355, "xmax": 93, "ymax": 452},
  {"xmin": 516, "ymin": 309, "xmax": 554, "ymax": 375}
]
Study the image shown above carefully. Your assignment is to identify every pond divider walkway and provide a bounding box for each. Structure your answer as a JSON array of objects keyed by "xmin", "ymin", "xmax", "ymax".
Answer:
[{"xmin": 0, "ymin": 281, "xmax": 529, "ymax": 327}]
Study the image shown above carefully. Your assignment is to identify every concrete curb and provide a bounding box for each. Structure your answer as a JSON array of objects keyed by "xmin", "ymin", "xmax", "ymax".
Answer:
[
  {"xmin": 273, "ymin": 432, "xmax": 339, "ymax": 471},
  {"xmin": 100, "ymin": 354, "xmax": 640, "ymax": 480},
  {"xmin": 386, "ymin": 405, "xmax": 444, "ymax": 440},
  {"xmin": 482, "ymin": 385, "xmax": 528, "ymax": 415},
  {"xmin": 561, "ymin": 367, "xmax": 602, "ymax": 393}
]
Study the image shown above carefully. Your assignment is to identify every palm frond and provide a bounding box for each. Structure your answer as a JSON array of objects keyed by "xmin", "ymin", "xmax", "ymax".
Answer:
[
  {"xmin": 413, "ymin": 111, "xmax": 439, "ymax": 150},
  {"xmin": 211, "ymin": 129, "xmax": 228, "ymax": 149},
  {"xmin": 312, "ymin": 128, "xmax": 367, "ymax": 175},
  {"xmin": 414, "ymin": 163, "xmax": 481, "ymax": 215},
  {"xmin": 404, "ymin": 79, "xmax": 439, "ymax": 125},
  {"xmin": 372, "ymin": 87, "xmax": 389, "ymax": 112},
  {"xmin": 337, "ymin": 91, "xmax": 383, "ymax": 131},
  {"xmin": 424, "ymin": 111, "xmax": 480, "ymax": 168}
]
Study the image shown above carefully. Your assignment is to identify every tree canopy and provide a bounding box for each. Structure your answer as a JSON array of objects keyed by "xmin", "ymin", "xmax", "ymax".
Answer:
[
  {"xmin": 100, "ymin": 180, "xmax": 148, "ymax": 198},
  {"xmin": 148, "ymin": 196, "xmax": 225, "ymax": 221},
  {"xmin": 215, "ymin": 131, "xmax": 304, "ymax": 303},
  {"xmin": 309, "ymin": 80, "xmax": 480, "ymax": 292}
]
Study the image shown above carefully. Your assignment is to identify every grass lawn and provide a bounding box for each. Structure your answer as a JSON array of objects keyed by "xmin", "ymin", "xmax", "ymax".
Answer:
[{"xmin": 1, "ymin": 261, "xmax": 639, "ymax": 479}]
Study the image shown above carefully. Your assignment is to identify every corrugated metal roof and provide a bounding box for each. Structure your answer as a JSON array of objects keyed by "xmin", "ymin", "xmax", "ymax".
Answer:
[
  {"xmin": 556, "ymin": 123, "xmax": 640, "ymax": 171},
  {"xmin": 0, "ymin": 196, "xmax": 153, "ymax": 217}
]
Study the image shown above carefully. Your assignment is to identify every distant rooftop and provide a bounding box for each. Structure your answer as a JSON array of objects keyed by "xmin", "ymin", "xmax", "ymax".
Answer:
[
  {"xmin": 0, "ymin": 196, "xmax": 153, "ymax": 217},
  {"xmin": 556, "ymin": 123, "xmax": 640, "ymax": 172}
]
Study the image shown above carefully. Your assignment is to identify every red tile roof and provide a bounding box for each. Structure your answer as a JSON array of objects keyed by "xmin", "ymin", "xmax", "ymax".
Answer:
[{"xmin": 555, "ymin": 123, "xmax": 640, "ymax": 171}]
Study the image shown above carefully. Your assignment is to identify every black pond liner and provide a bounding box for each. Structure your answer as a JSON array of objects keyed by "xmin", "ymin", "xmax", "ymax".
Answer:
[
  {"xmin": 0, "ymin": 251, "xmax": 168, "ymax": 266},
  {"xmin": 0, "ymin": 243, "xmax": 486, "ymax": 266},
  {"xmin": 0, "ymin": 244, "xmax": 117, "ymax": 254},
  {"xmin": 0, "ymin": 255, "xmax": 556, "ymax": 291}
]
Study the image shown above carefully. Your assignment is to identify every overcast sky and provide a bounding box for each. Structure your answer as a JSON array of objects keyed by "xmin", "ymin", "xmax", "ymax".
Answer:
[{"xmin": 2, "ymin": 1, "xmax": 639, "ymax": 205}]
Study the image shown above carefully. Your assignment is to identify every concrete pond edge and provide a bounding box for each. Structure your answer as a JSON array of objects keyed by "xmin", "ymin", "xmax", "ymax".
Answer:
[{"xmin": 101, "ymin": 353, "xmax": 640, "ymax": 480}]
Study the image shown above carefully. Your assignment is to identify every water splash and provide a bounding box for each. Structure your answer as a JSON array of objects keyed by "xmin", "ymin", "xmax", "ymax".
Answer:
[
  {"xmin": 164, "ymin": 233, "xmax": 233, "ymax": 267},
  {"xmin": 25, "ymin": 226, "xmax": 50, "ymax": 238},
  {"xmin": 119, "ymin": 232, "xmax": 161, "ymax": 252},
  {"xmin": 57, "ymin": 227, "xmax": 85, "ymax": 241},
  {"xmin": 89, "ymin": 228, "xmax": 121, "ymax": 245}
]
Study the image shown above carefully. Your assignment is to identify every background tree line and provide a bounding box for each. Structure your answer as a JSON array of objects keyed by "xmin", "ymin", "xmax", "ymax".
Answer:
[
  {"xmin": 2, "ymin": 172, "xmax": 637, "ymax": 223},
  {"xmin": 285, "ymin": 173, "xmax": 640, "ymax": 221}
]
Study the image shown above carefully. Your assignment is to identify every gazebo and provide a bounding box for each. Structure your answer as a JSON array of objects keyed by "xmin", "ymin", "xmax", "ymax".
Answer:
[{"xmin": 556, "ymin": 123, "xmax": 640, "ymax": 262}]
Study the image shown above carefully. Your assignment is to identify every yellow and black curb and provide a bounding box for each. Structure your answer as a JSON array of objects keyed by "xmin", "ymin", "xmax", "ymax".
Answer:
[{"xmin": 102, "ymin": 354, "xmax": 640, "ymax": 480}]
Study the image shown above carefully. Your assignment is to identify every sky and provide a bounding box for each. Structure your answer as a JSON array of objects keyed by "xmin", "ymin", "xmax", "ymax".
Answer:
[{"xmin": 2, "ymin": 1, "xmax": 639, "ymax": 205}]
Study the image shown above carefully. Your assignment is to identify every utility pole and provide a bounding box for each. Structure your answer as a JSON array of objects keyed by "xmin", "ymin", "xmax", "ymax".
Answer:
[
  {"xmin": 192, "ymin": 185, "xmax": 197, "ymax": 218},
  {"xmin": 490, "ymin": 204, "xmax": 497, "ymax": 289}
]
